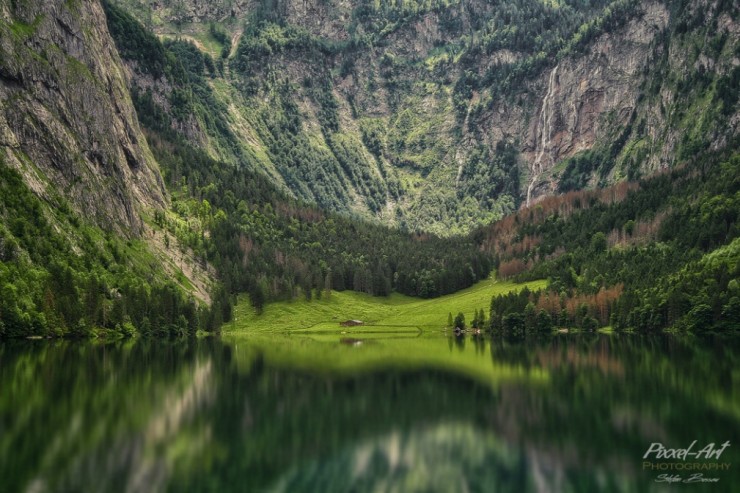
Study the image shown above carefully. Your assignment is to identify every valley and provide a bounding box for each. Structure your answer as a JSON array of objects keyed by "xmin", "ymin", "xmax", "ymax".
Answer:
[
  {"xmin": 0, "ymin": 1, "xmax": 739, "ymax": 491},
  {"xmin": 0, "ymin": 0, "xmax": 735, "ymax": 371}
]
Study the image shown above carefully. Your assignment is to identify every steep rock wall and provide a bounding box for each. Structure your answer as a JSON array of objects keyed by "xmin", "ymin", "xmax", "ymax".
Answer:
[
  {"xmin": 0, "ymin": 0, "xmax": 166, "ymax": 235},
  {"xmin": 114, "ymin": 0, "xmax": 739, "ymax": 233},
  {"xmin": 516, "ymin": 1, "xmax": 671, "ymax": 201}
]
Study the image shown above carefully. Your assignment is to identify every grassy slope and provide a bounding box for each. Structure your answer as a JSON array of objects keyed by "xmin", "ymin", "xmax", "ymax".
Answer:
[
  {"xmin": 228, "ymin": 276, "xmax": 547, "ymax": 334},
  {"xmin": 224, "ymin": 277, "xmax": 549, "ymax": 387}
]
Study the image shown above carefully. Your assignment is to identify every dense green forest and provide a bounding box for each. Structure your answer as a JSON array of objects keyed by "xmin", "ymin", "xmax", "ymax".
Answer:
[
  {"xmin": 0, "ymin": 152, "xmax": 230, "ymax": 339},
  {"xmin": 149, "ymin": 134, "xmax": 491, "ymax": 306},
  {"xmin": 473, "ymin": 148, "xmax": 740, "ymax": 337}
]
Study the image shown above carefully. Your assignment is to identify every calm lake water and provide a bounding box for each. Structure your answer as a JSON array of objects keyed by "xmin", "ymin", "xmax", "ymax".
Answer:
[{"xmin": 1, "ymin": 331, "xmax": 738, "ymax": 492}]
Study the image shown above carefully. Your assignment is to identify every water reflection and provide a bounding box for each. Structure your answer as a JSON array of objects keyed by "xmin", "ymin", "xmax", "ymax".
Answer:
[
  {"xmin": 0, "ymin": 340, "xmax": 225, "ymax": 493},
  {"xmin": 0, "ymin": 333, "xmax": 738, "ymax": 492}
]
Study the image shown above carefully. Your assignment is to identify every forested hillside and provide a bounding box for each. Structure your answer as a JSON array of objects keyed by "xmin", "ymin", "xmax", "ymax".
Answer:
[
  {"xmin": 0, "ymin": 155, "xmax": 227, "ymax": 338},
  {"xmin": 0, "ymin": 0, "xmax": 229, "ymax": 338},
  {"xmin": 475, "ymin": 146, "xmax": 740, "ymax": 336}
]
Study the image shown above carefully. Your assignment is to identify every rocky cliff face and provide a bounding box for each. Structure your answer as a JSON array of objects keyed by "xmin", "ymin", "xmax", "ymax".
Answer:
[
  {"xmin": 516, "ymin": 0, "xmax": 738, "ymax": 201},
  {"xmin": 516, "ymin": 1, "xmax": 671, "ymax": 202},
  {"xmin": 114, "ymin": 0, "xmax": 739, "ymax": 234},
  {"xmin": 0, "ymin": 0, "xmax": 166, "ymax": 235},
  {"xmin": 171, "ymin": 0, "xmax": 249, "ymax": 23},
  {"xmin": 118, "ymin": 0, "xmax": 352, "ymax": 38}
]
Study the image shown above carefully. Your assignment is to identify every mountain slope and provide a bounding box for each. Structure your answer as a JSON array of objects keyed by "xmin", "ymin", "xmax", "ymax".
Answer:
[
  {"xmin": 114, "ymin": 0, "xmax": 738, "ymax": 235},
  {"xmin": 0, "ymin": 0, "xmax": 166, "ymax": 234},
  {"xmin": 0, "ymin": 0, "xmax": 224, "ymax": 338},
  {"xmin": 0, "ymin": 0, "xmax": 496, "ymax": 338},
  {"xmin": 479, "ymin": 147, "xmax": 739, "ymax": 334}
]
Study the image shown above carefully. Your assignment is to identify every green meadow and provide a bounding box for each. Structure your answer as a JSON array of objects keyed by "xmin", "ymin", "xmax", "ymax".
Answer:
[
  {"xmin": 227, "ymin": 276, "xmax": 547, "ymax": 334},
  {"xmin": 223, "ymin": 277, "xmax": 549, "ymax": 388}
]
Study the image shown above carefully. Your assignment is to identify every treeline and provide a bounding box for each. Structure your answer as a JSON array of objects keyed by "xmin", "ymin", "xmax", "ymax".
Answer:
[
  {"xmin": 485, "ymin": 285, "xmax": 624, "ymax": 340},
  {"xmin": 0, "ymin": 157, "xmax": 227, "ymax": 339}
]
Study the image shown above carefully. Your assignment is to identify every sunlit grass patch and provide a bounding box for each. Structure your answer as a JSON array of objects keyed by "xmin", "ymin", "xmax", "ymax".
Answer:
[{"xmin": 228, "ymin": 277, "xmax": 547, "ymax": 334}]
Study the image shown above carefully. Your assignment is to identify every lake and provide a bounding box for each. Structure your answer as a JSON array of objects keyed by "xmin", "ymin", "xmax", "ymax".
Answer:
[{"xmin": 1, "ymin": 331, "xmax": 738, "ymax": 492}]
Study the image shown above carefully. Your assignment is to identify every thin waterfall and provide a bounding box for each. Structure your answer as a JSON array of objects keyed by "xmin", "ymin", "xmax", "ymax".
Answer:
[{"xmin": 527, "ymin": 64, "xmax": 559, "ymax": 206}]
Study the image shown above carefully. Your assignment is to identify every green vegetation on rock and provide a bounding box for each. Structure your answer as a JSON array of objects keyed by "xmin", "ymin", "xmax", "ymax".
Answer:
[{"xmin": 0, "ymin": 152, "xmax": 223, "ymax": 338}]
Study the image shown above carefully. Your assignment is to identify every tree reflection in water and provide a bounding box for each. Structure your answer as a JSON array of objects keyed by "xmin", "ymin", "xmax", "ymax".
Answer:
[{"xmin": 0, "ymin": 333, "xmax": 738, "ymax": 492}]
